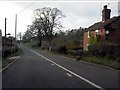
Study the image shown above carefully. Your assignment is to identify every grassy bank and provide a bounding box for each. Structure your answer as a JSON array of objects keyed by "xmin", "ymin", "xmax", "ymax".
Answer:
[
  {"xmin": 23, "ymin": 42, "xmax": 33, "ymax": 48},
  {"xmin": 2, "ymin": 47, "xmax": 22, "ymax": 68},
  {"xmin": 81, "ymin": 56, "xmax": 119, "ymax": 70}
]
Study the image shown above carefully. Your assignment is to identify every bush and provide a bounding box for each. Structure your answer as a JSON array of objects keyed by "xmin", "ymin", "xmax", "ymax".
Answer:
[
  {"xmin": 52, "ymin": 46, "xmax": 67, "ymax": 54},
  {"xmin": 67, "ymin": 50, "xmax": 77, "ymax": 56},
  {"xmin": 71, "ymin": 46, "xmax": 83, "ymax": 50},
  {"xmin": 89, "ymin": 43, "xmax": 120, "ymax": 60},
  {"xmin": 2, "ymin": 46, "xmax": 17, "ymax": 58},
  {"xmin": 82, "ymin": 50, "xmax": 89, "ymax": 57},
  {"xmin": 88, "ymin": 45, "xmax": 100, "ymax": 56}
]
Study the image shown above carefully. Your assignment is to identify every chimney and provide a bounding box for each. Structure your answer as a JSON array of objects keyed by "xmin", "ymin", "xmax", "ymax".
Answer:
[{"xmin": 102, "ymin": 5, "xmax": 111, "ymax": 21}]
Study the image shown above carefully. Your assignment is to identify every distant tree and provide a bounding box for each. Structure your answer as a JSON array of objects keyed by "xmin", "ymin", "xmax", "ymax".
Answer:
[
  {"xmin": 33, "ymin": 7, "xmax": 65, "ymax": 50},
  {"xmin": 65, "ymin": 27, "xmax": 84, "ymax": 46},
  {"xmin": 22, "ymin": 26, "xmax": 34, "ymax": 43},
  {"xmin": 31, "ymin": 19, "xmax": 43, "ymax": 46},
  {"xmin": 17, "ymin": 32, "xmax": 22, "ymax": 41},
  {"xmin": 51, "ymin": 27, "xmax": 85, "ymax": 50}
]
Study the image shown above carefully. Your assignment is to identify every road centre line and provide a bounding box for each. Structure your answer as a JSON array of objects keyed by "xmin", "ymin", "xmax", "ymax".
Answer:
[{"xmin": 32, "ymin": 50, "xmax": 104, "ymax": 89}]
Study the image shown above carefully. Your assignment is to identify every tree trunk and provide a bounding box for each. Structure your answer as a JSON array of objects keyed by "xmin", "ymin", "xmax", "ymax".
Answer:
[
  {"xmin": 48, "ymin": 40, "xmax": 51, "ymax": 51},
  {"xmin": 38, "ymin": 38, "xmax": 42, "ymax": 47}
]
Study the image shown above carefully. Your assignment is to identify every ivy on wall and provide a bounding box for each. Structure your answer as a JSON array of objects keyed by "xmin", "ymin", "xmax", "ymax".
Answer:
[{"xmin": 89, "ymin": 32, "xmax": 100, "ymax": 45}]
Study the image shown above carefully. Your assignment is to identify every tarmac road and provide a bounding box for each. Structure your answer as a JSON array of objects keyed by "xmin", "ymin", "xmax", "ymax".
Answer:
[{"xmin": 2, "ymin": 45, "xmax": 119, "ymax": 89}]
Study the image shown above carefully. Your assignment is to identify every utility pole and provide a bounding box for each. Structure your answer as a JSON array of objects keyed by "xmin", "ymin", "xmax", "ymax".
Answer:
[
  {"xmin": 5, "ymin": 18, "xmax": 7, "ymax": 38},
  {"xmin": 15, "ymin": 14, "xmax": 17, "ymax": 47},
  {"xmin": 118, "ymin": 0, "xmax": 120, "ymax": 16},
  {"xmin": 3, "ymin": 17, "xmax": 7, "ymax": 58},
  {"xmin": 4, "ymin": 18, "xmax": 7, "ymax": 47},
  {"xmin": 15, "ymin": 14, "xmax": 17, "ymax": 42}
]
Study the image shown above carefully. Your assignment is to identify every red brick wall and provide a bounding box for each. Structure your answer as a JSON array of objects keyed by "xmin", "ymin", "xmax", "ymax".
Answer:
[
  {"xmin": 98, "ymin": 28, "xmax": 105, "ymax": 40},
  {"xmin": 83, "ymin": 28, "xmax": 105, "ymax": 50},
  {"xmin": 83, "ymin": 32, "xmax": 90, "ymax": 50}
]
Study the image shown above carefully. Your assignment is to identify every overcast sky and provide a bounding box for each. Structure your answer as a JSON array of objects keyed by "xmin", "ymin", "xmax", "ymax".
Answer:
[{"xmin": 0, "ymin": 0, "xmax": 119, "ymax": 36}]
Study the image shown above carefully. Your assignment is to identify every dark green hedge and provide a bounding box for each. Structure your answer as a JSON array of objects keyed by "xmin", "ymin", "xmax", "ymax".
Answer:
[{"xmin": 88, "ymin": 44, "xmax": 120, "ymax": 61}]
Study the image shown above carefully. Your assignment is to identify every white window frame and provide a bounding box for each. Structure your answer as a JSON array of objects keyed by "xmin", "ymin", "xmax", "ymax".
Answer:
[
  {"xmin": 95, "ymin": 30, "xmax": 99, "ymax": 37},
  {"xmin": 86, "ymin": 44, "xmax": 89, "ymax": 51},
  {"xmin": 88, "ymin": 31, "xmax": 90, "ymax": 38}
]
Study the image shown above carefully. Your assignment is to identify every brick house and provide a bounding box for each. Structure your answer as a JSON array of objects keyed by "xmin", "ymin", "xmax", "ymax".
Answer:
[{"xmin": 83, "ymin": 5, "xmax": 120, "ymax": 50}]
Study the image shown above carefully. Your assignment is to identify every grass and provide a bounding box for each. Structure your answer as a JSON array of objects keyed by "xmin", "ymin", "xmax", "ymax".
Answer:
[
  {"xmin": 81, "ymin": 56, "xmax": 119, "ymax": 70},
  {"xmin": 2, "ymin": 48, "xmax": 22, "ymax": 68},
  {"xmin": 24, "ymin": 42, "xmax": 33, "ymax": 48},
  {"xmin": 47, "ymin": 50, "xmax": 120, "ymax": 70},
  {"xmin": 23, "ymin": 42, "xmax": 43, "ymax": 51}
]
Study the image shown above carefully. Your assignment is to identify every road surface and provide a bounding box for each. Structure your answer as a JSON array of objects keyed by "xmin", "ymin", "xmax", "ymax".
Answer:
[{"xmin": 2, "ymin": 45, "xmax": 119, "ymax": 89}]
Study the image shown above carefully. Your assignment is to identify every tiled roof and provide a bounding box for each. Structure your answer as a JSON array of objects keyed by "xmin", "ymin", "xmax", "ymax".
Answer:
[{"xmin": 85, "ymin": 16, "xmax": 120, "ymax": 32}]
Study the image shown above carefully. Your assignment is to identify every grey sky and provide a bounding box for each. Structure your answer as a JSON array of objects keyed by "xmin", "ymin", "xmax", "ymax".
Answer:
[{"xmin": 0, "ymin": 0, "xmax": 119, "ymax": 36}]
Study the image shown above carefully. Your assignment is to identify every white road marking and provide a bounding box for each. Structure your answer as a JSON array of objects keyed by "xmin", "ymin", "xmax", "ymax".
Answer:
[
  {"xmin": 8, "ymin": 56, "xmax": 20, "ymax": 60},
  {"xmin": 66, "ymin": 73, "xmax": 72, "ymax": 77},
  {"xmin": 51, "ymin": 64, "xmax": 55, "ymax": 66},
  {"xmin": 31, "ymin": 50, "xmax": 104, "ymax": 89},
  {"xmin": 0, "ymin": 58, "xmax": 18, "ymax": 72}
]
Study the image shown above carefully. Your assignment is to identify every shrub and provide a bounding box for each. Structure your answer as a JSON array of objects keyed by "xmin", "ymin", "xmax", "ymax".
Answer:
[
  {"xmin": 76, "ymin": 50, "xmax": 84, "ymax": 56},
  {"xmin": 2, "ymin": 46, "xmax": 17, "ymax": 58},
  {"xmin": 67, "ymin": 50, "xmax": 86, "ymax": 60},
  {"xmin": 88, "ymin": 45, "xmax": 100, "ymax": 56},
  {"xmin": 89, "ymin": 43, "xmax": 120, "ymax": 60},
  {"xmin": 52, "ymin": 46, "xmax": 67, "ymax": 54},
  {"xmin": 71, "ymin": 46, "xmax": 83, "ymax": 50},
  {"xmin": 82, "ymin": 50, "xmax": 89, "ymax": 57},
  {"xmin": 67, "ymin": 50, "xmax": 77, "ymax": 56}
]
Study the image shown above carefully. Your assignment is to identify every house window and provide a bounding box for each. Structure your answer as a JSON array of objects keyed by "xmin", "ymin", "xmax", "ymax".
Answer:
[
  {"xmin": 88, "ymin": 31, "xmax": 90, "ymax": 38},
  {"xmin": 95, "ymin": 30, "xmax": 99, "ymax": 38},
  {"xmin": 86, "ymin": 44, "xmax": 89, "ymax": 51}
]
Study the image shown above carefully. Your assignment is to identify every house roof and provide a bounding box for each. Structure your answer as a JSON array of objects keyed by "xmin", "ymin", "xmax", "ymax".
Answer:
[{"xmin": 85, "ymin": 16, "xmax": 120, "ymax": 32}]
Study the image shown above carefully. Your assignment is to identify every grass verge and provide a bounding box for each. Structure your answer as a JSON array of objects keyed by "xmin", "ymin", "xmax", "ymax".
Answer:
[
  {"xmin": 2, "ymin": 48, "xmax": 22, "ymax": 68},
  {"xmin": 81, "ymin": 56, "xmax": 119, "ymax": 70}
]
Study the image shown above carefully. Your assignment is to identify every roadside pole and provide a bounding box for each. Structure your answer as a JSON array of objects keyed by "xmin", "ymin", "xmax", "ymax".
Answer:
[
  {"xmin": 4, "ymin": 18, "xmax": 7, "ymax": 46},
  {"xmin": 3, "ymin": 18, "xmax": 7, "ymax": 58},
  {"xmin": 15, "ymin": 14, "xmax": 17, "ymax": 50}
]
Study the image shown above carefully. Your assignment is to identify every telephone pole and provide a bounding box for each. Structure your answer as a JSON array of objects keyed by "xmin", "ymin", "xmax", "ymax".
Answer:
[
  {"xmin": 5, "ymin": 18, "xmax": 7, "ymax": 37},
  {"xmin": 4, "ymin": 18, "xmax": 7, "ymax": 47},
  {"xmin": 15, "ymin": 14, "xmax": 17, "ymax": 41},
  {"xmin": 118, "ymin": 0, "xmax": 120, "ymax": 16}
]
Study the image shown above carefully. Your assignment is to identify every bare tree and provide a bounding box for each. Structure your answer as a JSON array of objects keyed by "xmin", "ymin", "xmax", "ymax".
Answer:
[
  {"xmin": 31, "ymin": 19, "xmax": 43, "ymax": 46},
  {"xmin": 33, "ymin": 7, "xmax": 65, "ymax": 50},
  {"xmin": 17, "ymin": 32, "xmax": 22, "ymax": 41},
  {"xmin": 22, "ymin": 26, "xmax": 34, "ymax": 43}
]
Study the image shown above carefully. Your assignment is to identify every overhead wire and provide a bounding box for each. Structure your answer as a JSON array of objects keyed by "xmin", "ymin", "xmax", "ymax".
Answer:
[
  {"xmin": 0, "ymin": 0, "xmax": 37, "ymax": 36},
  {"xmin": 17, "ymin": 0, "xmax": 37, "ymax": 15},
  {"xmin": 0, "ymin": 0, "xmax": 37, "ymax": 23}
]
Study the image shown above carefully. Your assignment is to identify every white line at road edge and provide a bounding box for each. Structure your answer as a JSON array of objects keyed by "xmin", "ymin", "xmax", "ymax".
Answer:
[
  {"xmin": 66, "ymin": 73, "xmax": 72, "ymax": 77},
  {"xmin": 32, "ymin": 50, "xmax": 104, "ymax": 89},
  {"xmin": 0, "ymin": 58, "xmax": 18, "ymax": 72}
]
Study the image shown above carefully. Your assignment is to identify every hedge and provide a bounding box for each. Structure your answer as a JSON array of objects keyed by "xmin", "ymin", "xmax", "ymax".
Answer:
[{"xmin": 88, "ymin": 44, "xmax": 120, "ymax": 61}]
